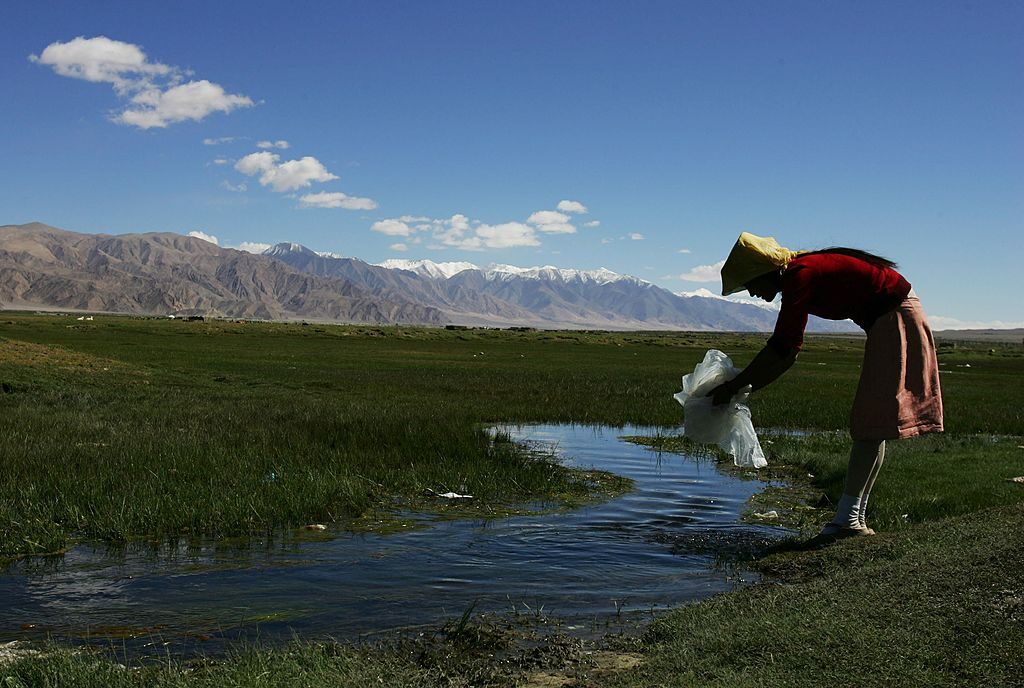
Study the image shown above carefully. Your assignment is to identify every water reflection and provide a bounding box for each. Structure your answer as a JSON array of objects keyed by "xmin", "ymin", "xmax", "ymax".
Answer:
[{"xmin": 0, "ymin": 424, "xmax": 789, "ymax": 653}]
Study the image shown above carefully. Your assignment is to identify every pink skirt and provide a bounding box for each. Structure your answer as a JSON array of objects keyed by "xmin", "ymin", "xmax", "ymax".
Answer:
[{"xmin": 850, "ymin": 294, "xmax": 944, "ymax": 440}]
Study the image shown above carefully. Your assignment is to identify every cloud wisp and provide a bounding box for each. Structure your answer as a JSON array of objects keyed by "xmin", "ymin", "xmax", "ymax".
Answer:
[
  {"xmin": 372, "ymin": 214, "xmax": 539, "ymax": 251},
  {"xmin": 233, "ymin": 150, "xmax": 376, "ymax": 209},
  {"xmin": 371, "ymin": 201, "xmax": 596, "ymax": 252},
  {"xmin": 234, "ymin": 241, "xmax": 272, "ymax": 254},
  {"xmin": 30, "ymin": 36, "xmax": 253, "ymax": 129},
  {"xmin": 235, "ymin": 152, "xmax": 338, "ymax": 193},
  {"xmin": 299, "ymin": 191, "xmax": 377, "ymax": 210},
  {"xmin": 556, "ymin": 200, "xmax": 588, "ymax": 214},
  {"xmin": 188, "ymin": 230, "xmax": 219, "ymax": 245},
  {"xmin": 676, "ymin": 259, "xmax": 726, "ymax": 283},
  {"xmin": 527, "ymin": 210, "xmax": 575, "ymax": 235}
]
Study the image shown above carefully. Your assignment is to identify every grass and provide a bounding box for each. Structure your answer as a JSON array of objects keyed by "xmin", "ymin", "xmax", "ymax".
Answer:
[
  {"xmin": 2, "ymin": 316, "xmax": 679, "ymax": 557},
  {"xmin": 2, "ymin": 312, "xmax": 1023, "ymax": 686},
  {"xmin": 604, "ymin": 502, "xmax": 1024, "ymax": 688}
]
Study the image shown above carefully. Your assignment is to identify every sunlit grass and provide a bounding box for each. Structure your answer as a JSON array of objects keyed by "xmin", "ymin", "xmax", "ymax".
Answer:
[{"xmin": 2, "ymin": 314, "xmax": 1021, "ymax": 559}]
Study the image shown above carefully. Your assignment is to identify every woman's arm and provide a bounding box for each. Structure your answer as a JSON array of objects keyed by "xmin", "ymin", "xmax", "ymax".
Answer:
[{"xmin": 708, "ymin": 345, "xmax": 797, "ymax": 405}]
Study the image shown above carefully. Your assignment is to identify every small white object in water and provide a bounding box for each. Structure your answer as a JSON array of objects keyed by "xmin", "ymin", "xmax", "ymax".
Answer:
[
  {"xmin": 437, "ymin": 492, "xmax": 473, "ymax": 499},
  {"xmin": 302, "ymin": 524, "xmax": 327, "ymax": 530},
  {"xmin": 423, "ymin": 487, "xmax": 473, "ymax": 499}
]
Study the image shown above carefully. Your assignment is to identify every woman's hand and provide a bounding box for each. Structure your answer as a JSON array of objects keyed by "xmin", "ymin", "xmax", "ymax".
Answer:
[
  {"xmin": 706, "ymin": 345, "xmax": 797, "ymax": 406},
  {"xmin": 707, "ymin": 382, "xmax": 736, "ymax": 406}
]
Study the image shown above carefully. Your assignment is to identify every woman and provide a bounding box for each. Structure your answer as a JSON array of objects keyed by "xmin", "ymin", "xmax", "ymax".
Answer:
[{"xmin": 709, "ymin": 232, "xmax": 944, "ymax": 545}]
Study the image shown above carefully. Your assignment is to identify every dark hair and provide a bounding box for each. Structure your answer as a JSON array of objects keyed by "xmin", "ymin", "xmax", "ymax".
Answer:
[{"xmin": 804, "ymin": 247, "xmax": 898, "ymax": 269}]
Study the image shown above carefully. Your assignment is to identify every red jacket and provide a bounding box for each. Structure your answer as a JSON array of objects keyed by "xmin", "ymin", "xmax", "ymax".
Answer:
[{"xmin": 767, "ymin": 252, "xmax": 911, "ymax": 355}]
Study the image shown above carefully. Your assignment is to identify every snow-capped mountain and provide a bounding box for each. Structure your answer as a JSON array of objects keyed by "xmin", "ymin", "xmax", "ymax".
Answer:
[
  {"xmin": 264, "ymin": 242, "xmax": 316, "ymax": 257},
  {"xmin": 0, "ymin": 225, "xmax": 855, "ymax": 332},
  {"xmin": 484, "ymin": 264, "xmax": 647, "ymax": 286},
  {"xmin": 266, "ymin": 242, "xmax": 804, "ymax": 331},
  {"xmin": 376, "ymin": 258, "xmax": 648, "ymax": 287},
  {"xmin": 676, "ymin": 288, "xmax": 781, "ymax": 312},
  {"xmin": 376, "ymin": 259, "xmax": 478, "ymax": 280}
]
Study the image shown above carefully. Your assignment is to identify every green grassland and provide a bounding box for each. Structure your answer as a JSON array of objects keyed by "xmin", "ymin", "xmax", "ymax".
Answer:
[{"xmin": 2, "ymin": 313, "xmax": 1022, "ymax": 686}]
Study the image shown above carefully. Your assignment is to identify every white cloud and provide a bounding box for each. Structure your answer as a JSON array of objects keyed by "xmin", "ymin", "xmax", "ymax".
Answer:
[
  {"xmin": 627, "ymin": 232, "xmax": 645, "ymax": 241},
  {"xmin": 31, "ymin": 36, "xmax": 253, "ymax": 129},
  {"xmin": 211, "ymin": 158, "xmax": 230, "ymax": 165},
  {"xmin": 528, "ymin": 210, "xmax": 576, "ymax": 235},
  {"xmin": 234, "ymin": 241, "xmax": 272, "ymax": 254},
  {"xmin": 601, "ymin": 238, "xmax": 613, "ymax": 244},
  {"xmin": 472, "ymin": 222, "xmax": 539, "ymax": 249},
  {"xmin": 221, "ymin": 180, "xmax": 246, "ymax": 192},
  {"xmin": 204, "ymin": 137, "xmax": 237, "ymax": 146},
  {"xmin": 30, "ymin": 36, "xmax": 171, "ymax": 93},
  {"xmin": 117, "ymin": 80, "xmax": 253, "ymax": 129},
  {"xmin": 257, "ymin": 139, "xmax": 290, "ymax": 149},
  {"xmin": 235, "ymin": 152, "xmax": 338, "ymax": 192},
  {"xmin": 390, "ymin": 243, "xmax": 409, "ymax": 252},
  {"xmin": 583, "ymin": 220, "xmax": 601, "ymax": 228},
  {"xmin": 299, "ymin": 191, "xmax": 377, "ymax": 210},
  {"xmin": 188, "ymin": 230, "xmax": 219, "ymax": 245},
  {"xmin": 372, "ymin": 219, "xmax": 414, "ymax": 237},
  {"xmin": 677, "ymin": 248, "xmax": 692, "ymax": 254},
  {"xmin": 677, "ymin": 259, "xmax": 725, "ymax": 282},
  {"xmin": 528, "ymin": 210, "xmax": 567, "ymax": 225},
  {"xmin": 372, "ymin": 213, "xmax": 539, "ymax": 250},
  {"xmin": 556, "ymin": 200, "xmax": 588, "ymax": 214},
  {"xmin": 235, "ymin": 151, "xmax": 277, "ymax": 175}
]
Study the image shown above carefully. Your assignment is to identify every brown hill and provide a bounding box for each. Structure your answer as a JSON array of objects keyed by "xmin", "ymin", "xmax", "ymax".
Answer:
[{"xmin": 0, "ymin": 222, "xmax": 445, "ymax": 324}]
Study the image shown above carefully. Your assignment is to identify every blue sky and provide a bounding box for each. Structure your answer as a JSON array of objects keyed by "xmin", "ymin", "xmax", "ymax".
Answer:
[{"xmin": 2, "ymin": 0, "xmax": 1021, "ymax": 328}]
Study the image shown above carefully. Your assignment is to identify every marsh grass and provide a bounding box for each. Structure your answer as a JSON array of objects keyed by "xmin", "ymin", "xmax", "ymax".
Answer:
[
  {"xmin": 2, "ymin": 315, "xmax": 1020, "ymax": 558},
  {"xmin": 2, "ymin": 315, "xmax": 721, "ymax": 557}
]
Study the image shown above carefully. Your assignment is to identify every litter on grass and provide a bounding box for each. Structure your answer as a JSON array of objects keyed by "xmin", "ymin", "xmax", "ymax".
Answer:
[
  {"xmin": 674, "ymin": 350, "xmax": 767, "ymax": 469},
  {"xmin": 423, "ymin": 488, "xmax": 474, "ymax": 499}
]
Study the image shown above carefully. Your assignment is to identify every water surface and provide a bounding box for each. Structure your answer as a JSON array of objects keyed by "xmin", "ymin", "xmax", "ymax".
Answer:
[{"xmin": 0, "ymin": 424, "xmax": 788, "ymax": 654}]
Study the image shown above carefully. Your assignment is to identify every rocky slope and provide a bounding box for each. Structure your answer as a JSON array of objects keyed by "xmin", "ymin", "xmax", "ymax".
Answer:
[
  {"xmin": 0, "ymin": 223, "xmax": 445, "ymax": 324},
  {"xmin": 0, "ymin": 223, "xmax": 857, "ymax": 332}
]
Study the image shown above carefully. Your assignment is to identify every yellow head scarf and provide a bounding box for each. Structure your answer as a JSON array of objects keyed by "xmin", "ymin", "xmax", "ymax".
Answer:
[{"xmin": 720, "ymin": 232, "xmax": 802, "ymax": 296}]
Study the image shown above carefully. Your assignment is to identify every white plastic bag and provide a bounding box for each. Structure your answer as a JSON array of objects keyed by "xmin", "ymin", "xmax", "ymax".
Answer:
[{"xmin": 673, "ymin": 350, "xmax": 767, "ymax": 468}]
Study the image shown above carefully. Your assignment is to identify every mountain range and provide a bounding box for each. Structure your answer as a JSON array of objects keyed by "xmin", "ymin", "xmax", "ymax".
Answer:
[{"xmin": 0, "ymin": 222, "xmax": 856, "ymax": 333}]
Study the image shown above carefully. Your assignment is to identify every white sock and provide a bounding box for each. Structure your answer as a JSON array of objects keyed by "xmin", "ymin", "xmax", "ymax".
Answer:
[
  {"xmin": 830, "ymin": 493, "xmax": 861, "ymax": 529},
  {"xmin": 858, "ymin": 494, "xmax": 870, "ymax": 529}
]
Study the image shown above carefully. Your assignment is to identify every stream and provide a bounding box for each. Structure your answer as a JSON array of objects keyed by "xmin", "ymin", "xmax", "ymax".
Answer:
[{"xmin": 0, "ymin": 424, "xmax": 790, "ymax": 655}]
